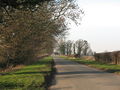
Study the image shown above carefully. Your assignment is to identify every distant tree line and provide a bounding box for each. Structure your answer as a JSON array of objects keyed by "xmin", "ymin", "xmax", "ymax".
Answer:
[
  {"xmin": 0, "ymin": 0, "xmax": 83, "ymax": 68},
  {"xmin": 58, "ymin": 39, "xmax": 93, "ymax": 57}
]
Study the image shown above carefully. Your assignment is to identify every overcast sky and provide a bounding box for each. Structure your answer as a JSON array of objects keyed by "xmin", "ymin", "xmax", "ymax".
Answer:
[{"xmin": 67, "ymin": 0, "xmax": 120, "ymax": 53}]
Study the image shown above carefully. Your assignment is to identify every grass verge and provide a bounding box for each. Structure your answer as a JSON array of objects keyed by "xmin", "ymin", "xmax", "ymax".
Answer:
[
  {"xmin": 0, "ymin": 56, "xmax": 54, "ymax": 90},
  {"xmin": 61, "ymin": 55, "xmax": 120, "ymax": 74}
]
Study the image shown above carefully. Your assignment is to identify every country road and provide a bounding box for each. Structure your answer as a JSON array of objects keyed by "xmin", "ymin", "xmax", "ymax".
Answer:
[{"xmin": 50, "ymin": 56, "xmax": 120, "ymax": 90}]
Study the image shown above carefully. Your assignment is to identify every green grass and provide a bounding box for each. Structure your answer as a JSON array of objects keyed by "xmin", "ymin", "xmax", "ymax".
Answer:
[
  {"xmin": 0, "ymin": 56, "xmax": 53, "ymax": 90},
  {"xmin": 61, "ymin": 55, "xmax": 120, "ymax": 74}
]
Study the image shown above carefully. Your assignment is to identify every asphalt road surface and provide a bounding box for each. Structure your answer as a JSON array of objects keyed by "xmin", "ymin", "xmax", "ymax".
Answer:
[{"xmin": 50, "ymin": 56, "xmax": 120, "ymax": 90}]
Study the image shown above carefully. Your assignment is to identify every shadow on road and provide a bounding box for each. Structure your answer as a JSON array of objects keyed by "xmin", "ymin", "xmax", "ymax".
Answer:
[
  {"xmin": 57, "ymin": 70, "xmax": 106, "ymax": 75},
  {"xmin": 55, "ymin": 59, "xmax": 77, "ymax": 65}
]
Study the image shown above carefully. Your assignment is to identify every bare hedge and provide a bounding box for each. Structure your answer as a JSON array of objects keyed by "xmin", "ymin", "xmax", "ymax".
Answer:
[{"xmin": 94, "ymin": 51, "xmax": 120, "ymax": 64}]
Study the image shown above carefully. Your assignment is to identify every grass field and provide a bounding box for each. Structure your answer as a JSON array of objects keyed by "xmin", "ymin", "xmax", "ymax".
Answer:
[
  {"xmin": 61, "ymin": 56, "xmax": 120, "ymax": 74},
  {"xmin": 0, "ymin": 56, "xmax": 53, "ymax": 90}
]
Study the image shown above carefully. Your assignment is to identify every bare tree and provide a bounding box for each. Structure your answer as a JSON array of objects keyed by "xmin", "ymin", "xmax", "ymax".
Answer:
[
  {"xmin": 0, "ymin": 0, "xmax": 83, "ymax": 68},
  {"xmin": 66, "ymin": 40, "xmax": 73, "ymax": 55},
  {"xmin": 75, "ymin": 39, "xmax": 86, "ymax": 57},
  {"xmin": 73, "ymin": 43, "xmax": 76, "ymax": 55},
  {"xmin": 58, "ymin": 39, "xmax": 66, "ymax": 55}
]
